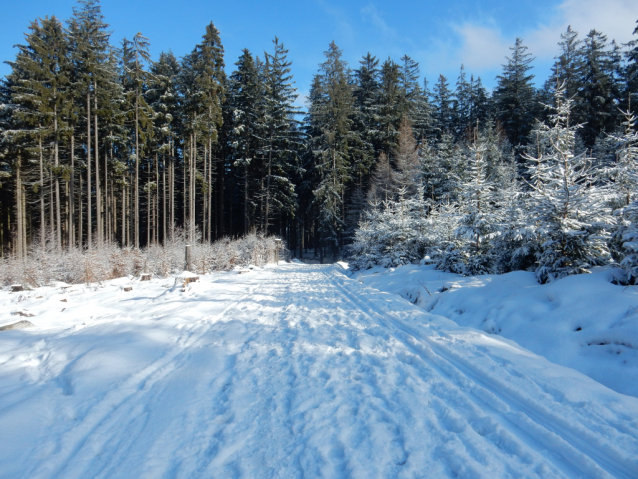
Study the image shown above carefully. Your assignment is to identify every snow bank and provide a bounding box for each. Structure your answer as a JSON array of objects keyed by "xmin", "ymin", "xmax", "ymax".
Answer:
[{"xmin": 352, "ymin": 264, "xmax": 638, "ymax": 397}]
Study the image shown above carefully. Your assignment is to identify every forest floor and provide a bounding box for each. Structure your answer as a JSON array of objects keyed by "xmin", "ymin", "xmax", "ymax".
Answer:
[{"xmin": 1, "ymin": 262, "xmax": 637, "ymax": 478}]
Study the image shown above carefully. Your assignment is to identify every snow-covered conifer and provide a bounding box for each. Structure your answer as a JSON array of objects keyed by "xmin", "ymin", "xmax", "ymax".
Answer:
[{"xmin": 524, "ymin": 83, "xmax": 612, "ymax": 283}]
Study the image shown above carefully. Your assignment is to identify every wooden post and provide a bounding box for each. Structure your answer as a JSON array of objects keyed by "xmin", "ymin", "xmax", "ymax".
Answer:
[{"xmin": 185, "ymin": 244, "xmax": 192, "ymax": 271}]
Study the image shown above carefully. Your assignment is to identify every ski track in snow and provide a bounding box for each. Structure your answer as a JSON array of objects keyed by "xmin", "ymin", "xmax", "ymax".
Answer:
[{"xmin": 1, "ymin": 262, "xmax": 638, "ymax": 478}]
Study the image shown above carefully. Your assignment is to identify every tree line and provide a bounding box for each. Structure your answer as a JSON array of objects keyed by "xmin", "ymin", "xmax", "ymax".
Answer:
[{"xmin": 1, "ymin": 0, "xmax": 637, "ymax": 271}]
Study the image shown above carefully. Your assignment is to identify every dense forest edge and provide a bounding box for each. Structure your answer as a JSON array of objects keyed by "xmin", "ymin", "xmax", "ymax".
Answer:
[{"xmin": 0, "ymin": 0, "xmax": 637, "ymax": 285}]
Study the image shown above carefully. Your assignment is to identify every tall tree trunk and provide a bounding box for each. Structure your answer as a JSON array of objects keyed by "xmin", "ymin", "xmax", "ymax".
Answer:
[
  {"xmin": 121, "ymin": 183, "xmax": 126, "ymax": 246},
  {"xmin": 156, "ymin": 153, "xmax": 159, "ymax": 245},
  {"xmin": 79, "ymin": 171, "xmax": 83, "ymax": 247},
  {"xmin": 69, "ymin": 134, "xmax": 75, "ymax": 248},
  {"xmin": 265, "ymin": 137, "xmax": 273, "ymax": 232},
  {"xmin": 203, "ymin": 144, "xmax": 207, "ymax": 242},
  {"xmin": 15, "ymin": 154, "xmax": 23, "ymax": 260},
  {"xmin": 54, "ymin": 107, "xmax": 61, "ymax": 250},
  {"xmin": 190, "ymin": 133, "xmax": 196, "ymax": 242},
  {"xmin": 87, "ymin": 92, "xmax": 92, "ymax": 248},
  {"xmin": 104, "ymin": 151, "xmax": 109, "ymax": 243},
  {"xmin": 94, "ymin": 81, "xmax": 101, "ymax": 247},
  {"xmin": 208, "ymin": 138, "xmax": 213, "ymax": 243},
  {"xmin": 163, "ymin": 154, "xmax": 167, "ymax": 245},
  {"xmin": 170, "ymin": 140, "xmax": 175, "ymax": 241},
  {"xmin": 49, "ymin": 151, "xmax": 54, "ymax": 243},
  {"xmin": 39, "ymin": 133, "xmax": 45, "ymax": 250},
  {"xmin": 135, "ymin": 91, "xmax": 140, "ymax": 249},
  {"xmin": 183, "ymin": 137, "xmax": 187, "ymax": 240},
  {"xmin": 244, "ymin": 161, "xmax": 249, "ymax": 235}
]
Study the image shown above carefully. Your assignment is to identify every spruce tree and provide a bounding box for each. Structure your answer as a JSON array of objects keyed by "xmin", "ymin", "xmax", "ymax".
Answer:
[
  {"xmin": 578, "ymin": 30, "xmax": 621, "ymax": 146},
  {"xmin": 308, "ymin": 42, "xmax": 354, "ymax": 258},
  {"xmin": 524, "ymin": 84, "xmax": 611, "ymax": 283},
  {"xmin": 226, "ymin": 49, "xmax": 262, "ymax": 234},
  {"xmin": 377, "ymin": 59, "xmax": 402, "ymax": 160},
  {"xmin": 260, "ymin": 38, "xmax": 300, "ymax": 233},
  {"xmin": 432, "ymin": 74, "xmax": 454, "ymax": 136},
  {"xmin": 120, "ymin": 33, "xmax": 154, "ymax": 248},
  {"xmin": 494, "ymin": 38, "xmax": 536, "ymax": 147}
]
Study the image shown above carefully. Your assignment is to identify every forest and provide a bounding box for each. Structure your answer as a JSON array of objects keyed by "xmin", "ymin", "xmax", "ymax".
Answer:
[{"xmin": 1, "ymin": 0, "xmax": 637, "ymax": 284}]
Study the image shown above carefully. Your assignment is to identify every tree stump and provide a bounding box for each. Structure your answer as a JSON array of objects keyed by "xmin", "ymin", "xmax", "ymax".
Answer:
[
  {"xmin": 11, "ymin": 285, "xmax": 24, "ymax": 292},
  {"xmin": 140, "ymin": 274, "xmax": 152, "ymax": 281},
  {"xmin": 123, "ymin": 286, "xmax": 133, "ymax": 292}
]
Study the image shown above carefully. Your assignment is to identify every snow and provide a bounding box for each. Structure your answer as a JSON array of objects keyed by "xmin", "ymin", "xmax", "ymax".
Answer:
[
  {"xmin": 352, "ymin": 263, "xmax": 638, "ymax": 398},
  {"xmin": 1, "ymin": 262, "xmax": 638, "ymax": 478}
]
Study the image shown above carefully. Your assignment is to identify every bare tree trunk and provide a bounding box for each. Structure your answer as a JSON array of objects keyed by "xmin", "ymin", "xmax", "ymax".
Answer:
[
  {"xmin": 39, "ymin": 133, "xmax": 45, "ymax": 250},
  {"xmin": 147, "ymin": 153, "xmax": 151, "ymax": 246},
  {"xmin": 15, "ymin": 154, "xmax": 23, "ymax": 260},
  {"xmin": 163, "ymin": 154, "xmax": 166, "ymax": 244},
  {"xmin": 49, "ymin": 150, "xmax": 54, "ymax": 243},
  {"xmin": 121, "ymin": 183, "xmax": 126, "ymax": 246},
  {"xmin": 190, "ymin": 133, "xmax": 196, "ymax": 242},
  {"xmin": 244, "ymin": 161, "xmax": 249, "ymax": 235},
  {"xmin": 170, "ymin": 140, "xmax": 175, "ymax": 241},
  {"xmin": 87, "ymin": 92, "xmax": 92, "ymax": 248},
  {"xmin": 104, "ymin": 151, "xmax": 109, "ymax": 243},
  {"xmin": 265, "ymin": 136, "xmax": 273, "ymax": 232},
  {"xmin": 202, "ymin": 144, "xmax": 207, "ymax": 242},
  {"xmin": 208, "ymin": 137, "xmax": 212, "ymax": 242},
  {"xmin": 184, "ymin": 137, "xmax": 188, "ymax": 240},
  {"xmin": 22, "ymin": 173, "xmax": 27, "ymax": 258},
  {"xmin": 134, "ymin": 92, "xmax": 139, "ymax": 249},
  {"xmin": 69, "ymin": 134, "xmax": 75, "ymax": 248},
  {"xmin": 94, "ymin": 81, "xmax": 101, "ymax": 247},
  {"xmin": 156, "ymin": 153, "xmax": 159, "ymax": 245},
  {"xmin": 54, "ymin": 107, "xmax": 61, "ymax": 250},
  {"xmin": 79, "ymin": 172, "xmax": 83, "ymax": 247}
]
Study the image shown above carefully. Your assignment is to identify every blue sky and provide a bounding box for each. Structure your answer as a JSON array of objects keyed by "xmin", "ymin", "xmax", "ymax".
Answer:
[{"xmin": 1, "ymin": 0, "xmax": 637, "ymax": 106}]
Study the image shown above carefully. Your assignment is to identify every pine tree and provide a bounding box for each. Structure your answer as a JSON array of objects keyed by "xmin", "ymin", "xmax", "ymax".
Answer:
[
  {"xmin": 618, "ymin": 199, "xmax": 638, "ymax": 283},
  {"xmin": 524, "ymin": 83, "xmax": 611, "ymax": 283},
  {"xmin": 454, "ymin": 126, "xmax": 501, "ymax": 274},
  {"xmin": 393, "ymin": 117, "xmax": 421, "ymax": 197},
  {"xmin": 120, "ymin": 32, "xmax": 154, "ymax": 248},
  {"xmin": 149, "ymin": 51, "xmax": 181, "ymax": 243},
  {"xmin": 308, "ymin": 42, "xmax": 354, "ymax": 258},
  {"xmin": 351, "ymin": 53, "xmax": 380, "ymax": 187},
  {"xmin": 624, "ymin": 20, "xmax": 638, "ymax": 109},
  {"xmin": 260, "ymin": 38, "xmax": 300, "ymax": 232},
  {"xmin": 377, "ymin": 59, "xmax": 402, "ymax": 160},
  {"xmin": 180, "ymin": 22, "xmax": 225, "ymax": 242},
  {"xmin": 9, "ymin": 17, "xmax": 70, "ymax": 251},
  {"xmin": 68, "ymin": 0, "xmax": 116, "ymax": 248},
  {"xmin": 494, "ymin": 38, "xmax": 536, "ymax": 147},
  {"xmin": 544, "ymin": 27, "xmax": 582, "ymax": 105},
  {"xmin": 432, "ymin": 74, "xmax": 454, "ymax": 136},
  {"xmin": 398, "ymin": 55, "xmax": 420, "ymax": 121},
  {"xmin": 226, "ymin": 49, "xmax": 262, "ymax": 234},
  {"xmin": 454, "ymin": 65, "xmax": 472, "ymax": 137},
  {"xmin": 578, "ymin": 30, "xmax": 621, "ymax": 146},
  {"xmin": 412, "ymin": 77, "xmax": 435, "ymax": 144}
]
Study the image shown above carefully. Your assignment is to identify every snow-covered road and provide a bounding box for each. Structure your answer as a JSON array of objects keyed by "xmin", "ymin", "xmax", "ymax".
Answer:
[{"xmin": 1, "ymin": 262, "xmax": 638, "ymax": 478}]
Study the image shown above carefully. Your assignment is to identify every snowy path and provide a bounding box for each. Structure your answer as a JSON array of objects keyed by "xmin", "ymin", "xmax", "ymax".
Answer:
[{"xmin": 1, "ymin": 262, "xmax": 638, "ymax": 478}]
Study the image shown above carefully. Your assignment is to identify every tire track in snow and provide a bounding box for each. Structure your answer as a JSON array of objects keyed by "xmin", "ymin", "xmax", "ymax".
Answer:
[
  {"xmin": 323, "ymin": 267, "xmax": 638, "ymax": 479},
  {"xmin": 25, "ymin": 279, "xmax": 265, "ymax": 479}
]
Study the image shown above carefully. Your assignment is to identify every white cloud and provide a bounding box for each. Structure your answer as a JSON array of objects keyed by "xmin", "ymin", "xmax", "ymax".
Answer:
[
  {"xmin": 452, "ymin": 0, "xmax": 638, "ymax": 75},
  {"xmin": 453, "ymin": 24, "xmax": 511, "ymax": 71},
  {"xmin": 529, "ymin": 0, "xmax": 638, "ymax": 58}
]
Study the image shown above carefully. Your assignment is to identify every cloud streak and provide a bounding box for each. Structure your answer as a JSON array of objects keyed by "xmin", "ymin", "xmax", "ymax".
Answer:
[{"xmin": 452, "ymin": 0, "xmax": 638, "ymax": 76}]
